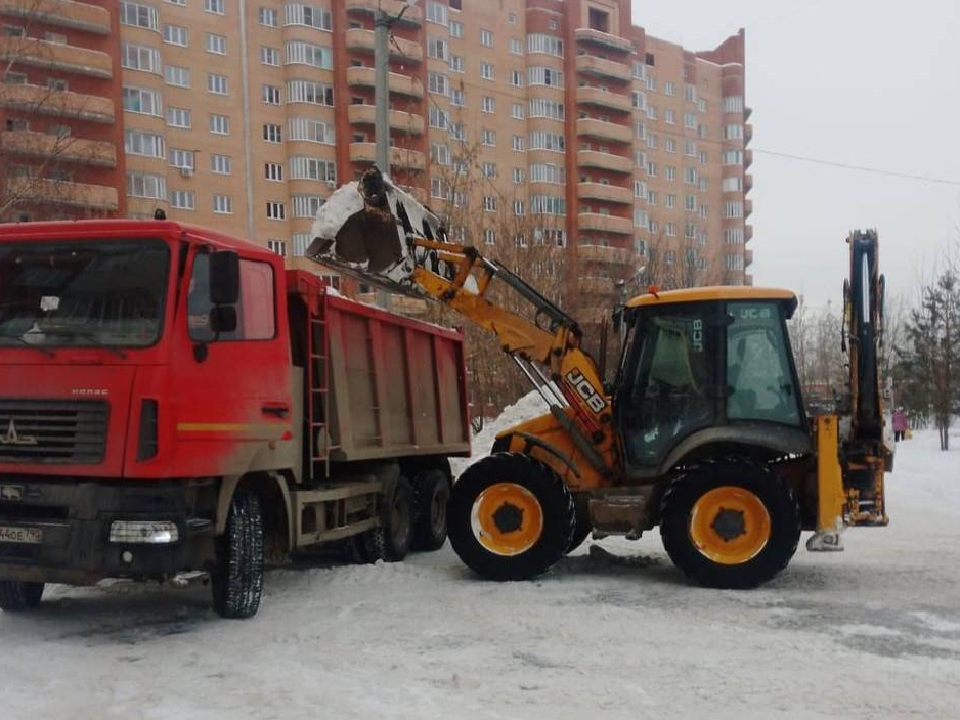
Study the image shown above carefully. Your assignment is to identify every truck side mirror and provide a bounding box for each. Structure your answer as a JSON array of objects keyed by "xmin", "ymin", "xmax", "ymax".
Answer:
[
  {"xmin": 209, "ymin": 306, "xmax": 237, "ymax": 334},
  {"xmin": 209, "ymin": 251, "xmax": 240, "ymax": 306}
]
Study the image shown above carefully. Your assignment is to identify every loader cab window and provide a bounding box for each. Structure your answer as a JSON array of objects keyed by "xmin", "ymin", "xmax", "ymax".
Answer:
[
  {"xmin": 188, "ymin": 253, "xmax": 275, "ymax": 342},
  {"xmin": 619, "ymin": 305, "xmax": 717, "ymax": 466},
  {"xmin": 725, "ymin": 302, "xmax": 801, "ymax": 426}
]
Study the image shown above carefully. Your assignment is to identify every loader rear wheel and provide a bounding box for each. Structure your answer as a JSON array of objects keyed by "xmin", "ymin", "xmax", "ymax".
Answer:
[
  {"xmin": 565, "ymin": 495, "xmax": 592, "ymax": 554},
  {"xmin": 660, "ymin": 461, "xmax": 800, "ymax": 589},
  {"xmin": 361, "ymin": 475, "xmax": 414, "ymax": 562},
  {"xmin": 411, "ymin": 470, "xmax": 450, "ymax": 552},
  {"xmin": 211, "ymin": 490, "xmax": 264, "ymax": 619},
  {"xmin": 448, "ymin": 453, "xmax": 575, "ymax": 581},
  {"xmin": 0, "ymin": 580, "xmax": 44, "ymax": 612}
]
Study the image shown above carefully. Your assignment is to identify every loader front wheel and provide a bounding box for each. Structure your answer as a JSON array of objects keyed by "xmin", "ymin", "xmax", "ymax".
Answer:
[
  {"xmin": 660, "ymin": 461, "xmax": 800, "ymax": 589},
  {"xmin": 449, "ymin": 453, "xmax": 575, "ymax": 581}
]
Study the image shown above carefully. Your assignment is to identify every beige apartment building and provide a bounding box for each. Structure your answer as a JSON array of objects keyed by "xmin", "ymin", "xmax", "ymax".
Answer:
[{"xmin": 4, "ymin": 0, "xmax": 753, "ymax": 289}]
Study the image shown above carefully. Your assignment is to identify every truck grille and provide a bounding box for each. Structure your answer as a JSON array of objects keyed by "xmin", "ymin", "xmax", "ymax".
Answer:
[{"xmin": 0, "ymin": 400, "xmax": 108, "ymax": 464}]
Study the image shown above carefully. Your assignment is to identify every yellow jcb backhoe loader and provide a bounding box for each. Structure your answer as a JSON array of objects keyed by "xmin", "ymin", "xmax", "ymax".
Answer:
[{"xmin": 307, "ymin": 168, "xmax": 891, "ymax": 588}]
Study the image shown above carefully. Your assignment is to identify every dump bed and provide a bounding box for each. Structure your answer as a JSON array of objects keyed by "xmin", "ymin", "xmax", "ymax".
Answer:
[{"xmin": 287, "ymin": 271, "xmax": 470, "ymax": 464}]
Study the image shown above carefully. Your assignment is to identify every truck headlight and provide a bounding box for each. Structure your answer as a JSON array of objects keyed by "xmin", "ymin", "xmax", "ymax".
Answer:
[{"xmin": 109, "ymin": 520, "xmax": 179, "ymax": 544}]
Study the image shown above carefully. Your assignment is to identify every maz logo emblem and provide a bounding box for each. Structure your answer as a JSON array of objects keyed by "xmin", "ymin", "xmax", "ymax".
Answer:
[{"xmin": 0, "ymin": 420, "xmax": 38, "ymax": 447}]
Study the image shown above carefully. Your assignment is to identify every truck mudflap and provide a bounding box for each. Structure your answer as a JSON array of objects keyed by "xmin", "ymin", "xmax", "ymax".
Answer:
[{"xmin": 0, "ymin": 478, "xmax": 218, "ymax": 585}]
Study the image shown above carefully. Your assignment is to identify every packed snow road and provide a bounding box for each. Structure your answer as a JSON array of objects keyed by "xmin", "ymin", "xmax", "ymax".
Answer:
[{"xmin": 2, "ymin": 431, "xmax": 959, "ymax": 720}]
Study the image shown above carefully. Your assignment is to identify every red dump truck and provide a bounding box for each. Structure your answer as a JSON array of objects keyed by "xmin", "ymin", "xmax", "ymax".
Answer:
[{"xmin": 0, "ymin": 220, "xmax": 469, "ymax": 618}]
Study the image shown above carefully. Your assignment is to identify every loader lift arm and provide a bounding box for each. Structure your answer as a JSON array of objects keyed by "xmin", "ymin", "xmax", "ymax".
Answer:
[{"xmin": 306, "ymin": 168, "xmax": 616, "ymax": 476}]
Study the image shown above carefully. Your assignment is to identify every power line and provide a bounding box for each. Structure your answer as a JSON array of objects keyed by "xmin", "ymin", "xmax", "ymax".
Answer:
[{"xmin": 753, "ymin": 149, "xmax": 960, "ymax": 187}]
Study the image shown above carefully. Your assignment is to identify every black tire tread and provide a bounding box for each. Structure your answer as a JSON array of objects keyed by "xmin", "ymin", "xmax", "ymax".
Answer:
[
  {"xmin": 360, "ymin": 475, "xmax": 413, "ymax": 563},
  {"xmin": 0, "ymin": 580, "xmax": 44, "ymax": 612},
  {"xmin": 212, "ymin": 490, "xmax": 264, "ymax": 619},
  {"xmin": 411, "ymin": 469, "xmax": 450, "ymax": 552}
]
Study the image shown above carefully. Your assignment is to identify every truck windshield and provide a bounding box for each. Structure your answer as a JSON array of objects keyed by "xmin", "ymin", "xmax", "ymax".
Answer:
[{"xmin": 0, "ymin": 239, "xmax": 169, "ymax": 349}]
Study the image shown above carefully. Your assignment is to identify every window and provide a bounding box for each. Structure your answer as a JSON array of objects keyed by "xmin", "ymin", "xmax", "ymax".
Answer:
[
  {"xmin": 169, "ymin": 148, "xmax": 194, "ymax": 169},
  {"xmin": 283, "ymin": 4, "xmax": 332, "ymax": 30},
  {"xmin": 646, "ymin": 75, "xmax": 656, "ymax": 91},
  {"xmin": 529, "ymin": 163, "xmax": 564, "ymax": 184},
  {"xmin": 285, "ymin": 41, "xmax": 333, "ymax": 69},
  {"xmin": 697, "ymin": 98, "xmax": 707, "ymax": 112},
  {"xmin": 529, "ymin": 195, "xmax": 565, "ymax": 215},
  {"xmin": 684, "ymin": 83, "xmax": 696, "ymax": 102},
  {"xmin": 480, "ymin": 29, "xmax": 493, "ymax": 48},
  {"xmin": 121, "ymin": 44, "xmax": 162, "ymax": 74},
  {"xmin": 665, "ymin": 194, "xmax": 676, "ymax": 209},
  {"xmin": 481, "ymin": 162, "xmax": 496, "ymax": 178},
  {"xmin": 428, "ymin": 72, "xmax": 449, "ymax": 96},
  {"xmin": 170, "ymin": 189, "xmax": 195, "ymax": 210},
  {"xmin": 685, "ymin": 194, "xmax": 696, "ymax": 211},
  {"xmin": 292, "ymin": 235, "xmax": 311, "ymax": 257},
  {"xmin": 430, "ymin": 142, "xmax": 451, "ymax": 165},
  {"xmin": 266, "ymin": 201, "xmax": 286, "ymax": 220},
  {"xmin": 265, "ymin": 162, "xmax": 283, "ymax": 181},
  {"xmin": 481, "ymin": 96, "xmax": 495, "ymax": 114},
  {"xmin": 209, "ymin": 113, "xmax": 230, "ymax": 135},
  {"xmin": 588, "ymin": 6, "xmax": 609, "ymax": 32},
  {"xmin": 204, "ymin": 0, "xmax": 224, "ymax": 14},
  {"xmin": 266, "ymin": 240, "xmax": 287, "ymax": 257},
  {"xmin": 513, "ymin": 200, "xmax": 525, "ymax": 216},
  {"xmin": 287, "ymin": 80, "xmax": 334, "ymax": 106},
  {"xmin": 646, "ymin": 134, "xmax": 657, "ymax": 148},
  {"xmin": 205, "ymin": 33, "xmax": 226, "ymax": 55},
  {"xmin": 426, "ymin": 1, "xmax": 446, "ymax": 25},
  {"xmin": 449, "ymin": 56, "xmax": 464, "ymax": 73},
  {"xmin": 528, "ymin": 66, "xmax": 563, "ymax": 86},
  {"xmin": 665, "ymin": 166, "xmax": 676, "ymax": 182},
  {"xmin": 512, "ymin": 135, "xmax": 525, "ymax": 152},
  {"xmin": 211, "ymin": 154, "xmax": 232, "ymax": 174},
  {"xmin": 482, "ymin": 196, "xmax": 496, "ymax": 212},
  {"xmin": 634, "ymin": 208, "xmax": 649, "ymax": 228},
  {"xmin": 722, "ymin": 177, "xmax": 743, "ymax": 192},
  {"xmin": 449, "ymin": 89, "xmax": 464, "ymax": 107},
  {"xmin": 684, "ymin": 167, "xmax": 697, "ymax": 184},
  {"xmin": 481, "ymin": 129, "xmax": 496, "ymax": 146},
  {"xmin": 449, "ymin": 20, "xmax": 463, "ymax": 38},
  {"xmin": 725, "ymin": 229, "xmax": 744, "ymax": 245},
  {"xmin": 647, "ymin": 190, "xmax": 657, "ymax": 205},
  {"xmin": 480, "ymin": 63, "xmax": 494, "ymax": 81},
  {"xmin": 510, "ymin": 38, "xmax": 522, "ymax": 55},
  {"xmin": 722, "ymin": 150, "xmax": 743, "ymax": 166},
  {"xmin": 120, "ymin": 2, "xmax": 160, "ymax": 31},
  {"xmin": 428, "ymin": 37, "xmax": 448, "ymax": 60},
  {"xmin": 166, "ymin": 106, "xmax": 191, "ymax": 128},
  {"xmin": 259, "ymin": 6, "xmax": 278, "ymax": 26},
  {"xmin": 724, "ymin": 96, "xmax": 744, "ymax": 113},
  {"xmin": 529, "ymin": 98, "xmax": 564, "ymax": 120},
  {"xmin": 699, "ymin": 204, "xmax": 708, "ymax": 218},
  {"xmin": 646, "ymin": 104, "xmax": 657, "ymax": 120},
  {"xmin": 289, "ymin": 117, "xmax": 335, "ymax": 144},
  {"xmin": 647, "ymin": 161, "xmax": 657, "ymax": 177},
  {"xmin": 164, "ymin": 65, "xmax": 190, "ymax": 88},
  {"xmin": 632, "ymin": 91, "xmax": 646, "ymax": 109},
  {"xmin": 125, "ymin": 130, "xmax": 165, "ymax": 158},
  {"xmin": 292, "ymin": 195, "xmax": 324, "ymax": 217},
  {"xmin": 664, "ymin": 80, "xmax": 675, "ymax": 96},
  {"xmin": 527, "ymin": 33, "xmax": 563, "ymax": 57},
  {"xmin": 665, "ymin": 223, "xmax": 676, "ymax": 237},
  {"xmin": 430, "ymin": 176, "xmax": 448, "ymax": 199},
  {"xmin": 634, "ymin": 180, "xmax": 646, "ymax": 197},
  {"xmin": 632, "ymin": 61, "xmax": 646, "ymax": 80},
  {"xmin": 483, "ymin": 229, "xmax": 496, "ymax": 245},
  {"xmin": 724, "ymin": 201, "xmax": 743, "ymax": 218},
  {"xmin": 189, "ymin": 255, "xmax": 276, "ymax": 342},
  {"xmin": 511, "ymin": 103, "xmax": 524, "ymax": 119},
  {"xmin": 262, "ymin": 84, "xmax": 281, "ymax": 104},
  {"xmin": 665, "ymin": 138, "xmax": 676, "ymax": 153},
  {"xmin": 123, "ymin": 86, "xmax": 162, "ymax": 116},
  {"xmin": 289, "ymin": 157, "xmax": 336, "ymax": 182},
  {"xmin": 528, "ymin": 132, "xmax": 564, "ymax": 152},
  {"xmin": 685, "ymin": 140, "xmax": 697, "ymax": 157},
  {"xmin": 207, "ymin": 73, "xmax": 228, "ymax": 95},
  {"xmin": 263, "ymin": 123, "xmax": 282, "ymax": 142},
  {"xmin": 510, "ymin": 70, "xmax": 523, "ymax": 87},
  {"xmin": 428, "ymin": 106, "xmax": 448, "ymax": 129},
  {"xmin": 513, "ymin": 167, "xmax": 525, "ymax": 184},
  {"xmin": 127, "ymin": 171, "xmax": 166, "ymax": 199},
  {"xmin": 448, "ymin": 121, "xmax": 465, "ymax": 140},
  {"xmin": 724, "ymin": 124, "xmax": 743, "ymax": 140},
  {"xmin": 163, "ymin": 24, "xmax": 188, "ymax": 46},
  {"xmin": 664, "ymin": 109, "xmax": 675, "ymax": 124},
  {"xmin": 213, "ymin": 194, "xmax": 233, "ymax": 213},
  {"xmin": 261, "ymin": 46, "xmax": 280, "ymax": 65}
]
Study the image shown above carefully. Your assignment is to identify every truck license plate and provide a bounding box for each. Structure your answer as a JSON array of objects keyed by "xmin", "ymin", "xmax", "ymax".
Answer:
[{"xmin": 0, "ymin": 526, "xmax": 42, "ymax": 544}]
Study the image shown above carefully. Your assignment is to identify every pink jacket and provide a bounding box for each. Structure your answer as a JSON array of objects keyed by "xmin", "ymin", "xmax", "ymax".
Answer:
[{"xmin": 892, "ymin": 409, "xmax": 908, "ymax": 433}]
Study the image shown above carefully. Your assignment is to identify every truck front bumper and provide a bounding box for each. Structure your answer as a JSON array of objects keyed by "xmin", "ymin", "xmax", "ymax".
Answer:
[{"xmin": 0, "ymin": 478, "xmax": 217, "ymax": 585}]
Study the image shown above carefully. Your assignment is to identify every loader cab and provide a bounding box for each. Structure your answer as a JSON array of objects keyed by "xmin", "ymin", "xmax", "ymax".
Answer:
[{"xmin": 614, "ymin": 288, "xmax": 809, "ymax": 477}]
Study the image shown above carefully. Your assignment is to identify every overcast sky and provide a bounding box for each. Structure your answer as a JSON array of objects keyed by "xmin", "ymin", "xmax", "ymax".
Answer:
[{"xmin": 632, "ymin": 0, "xmax": 960, "ymax": 309}]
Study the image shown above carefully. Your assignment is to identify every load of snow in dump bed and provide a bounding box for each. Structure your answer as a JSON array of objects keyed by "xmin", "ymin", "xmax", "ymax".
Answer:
[{"xmin": 451, "ymin": 389, "xmax": 550, "ymax": 477}]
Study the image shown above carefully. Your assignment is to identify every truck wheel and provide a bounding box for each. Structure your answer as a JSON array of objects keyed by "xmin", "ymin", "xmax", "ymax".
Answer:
[
  {"xmin": 211, "ymin": 490, "xmax": 264, "ymax": 619},
  {"xmin": 660, "ymin": 461, "xmax": 800, "ymax": 589},
  {"xmin": 361, "ymin": 475, "xmax": 414, "ymax": 562},
  {"xmin": 448, "ymin": 453, "xmax": 575, "ymax": 581},
  {"xmin": 565, "ymin": 496, "xmax": 592, "ymax": 554},
  {"xmin": 411, "ymin": 470, "xmax": 450, "ymax": 551},
  {"xmin": 0, "ymin": 581, "xmax": 44, "ymax": 612}
]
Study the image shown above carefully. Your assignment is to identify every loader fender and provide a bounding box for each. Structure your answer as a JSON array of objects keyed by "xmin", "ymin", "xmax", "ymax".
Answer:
[{"xmin": 493, "ymin": 432, "xmax": 581, "ymax": 479}]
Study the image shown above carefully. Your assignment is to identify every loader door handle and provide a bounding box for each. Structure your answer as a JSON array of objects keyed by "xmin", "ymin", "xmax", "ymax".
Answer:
[{"xmin": 261, "ymin": 402, "xmax": 290, "ymax": 418}]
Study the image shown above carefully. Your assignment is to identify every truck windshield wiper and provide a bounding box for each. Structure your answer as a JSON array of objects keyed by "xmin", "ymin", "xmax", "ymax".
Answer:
[
  {"xmin": 0, "ymin": 333, "xmax": 56, "ymax": 358},
  {"xmin": 39, "ymin": 327, "xmax": 128, "ymax": 359}
]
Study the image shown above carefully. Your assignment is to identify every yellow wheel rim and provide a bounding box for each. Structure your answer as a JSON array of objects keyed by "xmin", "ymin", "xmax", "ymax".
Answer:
[
  {"xmin": 689, "ymin": 486, "xmax": 771, "ymax": 565},
  {"xmin": 471, "ymin": 483, "xmax": 543, "ymax": 557}
]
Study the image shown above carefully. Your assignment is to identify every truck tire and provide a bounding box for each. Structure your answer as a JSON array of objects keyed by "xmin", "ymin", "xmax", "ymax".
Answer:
[
  {"xmin": 565, "ymin": 496, "xmax": 592, "ymax": 554},
  {"xmin": 211, "ymin": 490, "xmax": 264, "ymax": 619},
  {"xmin": 0, "ymin": 581, "xmax": 44, "ymax": 612},
  {"xmin": 411, "ymin": 470, "xmax": 450, "ymax": 551},
  {"xmin": 659, "ymin": 461, "xmax": 800, "ymax": 589},
  {"xmin": 360, "ymin": 475, "xmax": 414, "ymax": 562},
  {"xmin": 448, "ymin": 452, "xmax": 575, "ymax": 581}
]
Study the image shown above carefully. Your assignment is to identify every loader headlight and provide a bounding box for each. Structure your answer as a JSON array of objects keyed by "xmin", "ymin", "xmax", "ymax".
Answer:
[{"xmin": 109, "ymin": 520, "xmax": 179, "ymax": 544}]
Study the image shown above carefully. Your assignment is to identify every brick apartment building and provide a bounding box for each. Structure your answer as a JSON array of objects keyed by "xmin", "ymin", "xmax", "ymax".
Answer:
[{"xmin": 0, "ymin": 0, "xmax": 753, "ymax": 287}]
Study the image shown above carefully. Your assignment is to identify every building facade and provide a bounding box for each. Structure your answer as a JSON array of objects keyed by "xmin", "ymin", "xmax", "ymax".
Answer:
[{"xmin": 2, "ymin": 0, "xmax": 753, "ymax": 287}]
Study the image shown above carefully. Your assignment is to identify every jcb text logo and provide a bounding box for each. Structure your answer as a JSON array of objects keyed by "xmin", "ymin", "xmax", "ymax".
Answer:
[{"xmin": 565, "ymin": 370, "xmax": 607, "ymax": 414}]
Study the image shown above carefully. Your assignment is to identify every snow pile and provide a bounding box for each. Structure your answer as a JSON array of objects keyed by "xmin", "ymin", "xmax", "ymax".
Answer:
[{"xmin": 451, "ymin": 389, "xmax": 550, "ymax": 476}]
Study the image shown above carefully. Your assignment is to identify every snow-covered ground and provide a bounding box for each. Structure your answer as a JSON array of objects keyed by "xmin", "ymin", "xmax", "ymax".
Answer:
[{"xmin": 2, "ymin": 427, "xmax": 959, "ymax": 719}]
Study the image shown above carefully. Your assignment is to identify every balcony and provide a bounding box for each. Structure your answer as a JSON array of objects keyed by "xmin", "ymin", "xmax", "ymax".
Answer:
[
  {"xmin": 745, "ymin": 123, "xmax": 753, "ymax": 145},
  {"xmin": 574, "ymin": 28, "xmax": 633, "ymax": 54},
  {"xmin": 744, "ymin": 199, "xmax": 753, "ymax": 218},
  {"xmin": 576, "ymin": 117, "xmax": 632, "ymax": 144},
  {"xmin": 349, "ymin": 142, "xmax": 426, "ymax": 171},
  {"xmin": 0, "ymin": 0, "xmax": 110, "ymax": 34},
  {"xmin": 577, "ymin": 149, "xmax": 632, "ymax": 174},
  {"xmin": 348, "ymin": 104, "xmax": 424, "ymax": 135},
  {"xmin": 744, "ymin": 173, "xmax": 753, "ymax": 193},
  {"xmin": 578, "ymin": 212, "xmax": 633, "ymax": 235},
  {"xmin": 0, "ymin": 36, "xmax": 112, "ymax": 78},
  {"xmin": 345, "ymin": 28, "xmax": 422, "ymax": 63},
  {"xmin": 576, "ymin": 86, "xmax": 631, "ymax": 113},
  {"xmin": 745, "ymin": 224, "xmax": 753, "ymax": 242},
  {"xmin": 0, "ymin": 130, "xmax": 116, "ymax": 167},
  {"xmin": 346, "ymin": 65, "xmax": 423, "ymax": 98},
  {"xmin": 744, "ymin": 249, "xmax": 753, "ymax": 268},
  {"xmin": 575, "ymin": 54, "xmax": 631, "ymax": 82},
  {"xmin": 744, "ymin": 106, "xmax": 753, "ymax": 121},
  {"xmin": 0, "ymin": 82, "xmax": 114, "ymax": 123},
  {"xmin": 6, "ymin": 177, "xmax": 118, "ymax": 211},
  {"xmin": 577, "ymin": 182, "xmax": 632, "ymax": 205},
  {"xmin": 345, "ymin": 0, "xmax": 422, "ymax": 27},
  {"xmin": 744, "ymin": 149, "xmax": 753, "ymax": 168},
  {"xmin": 579, "ymin": 276, "xmax": 618, "ymax": 295},
  {"xmin": 578, "ymin": 244, "xmax": 633, "ymax": 265},
  {"xmin": 744, "ymin": 273, "xmax": 753, "ymax": 286}
]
